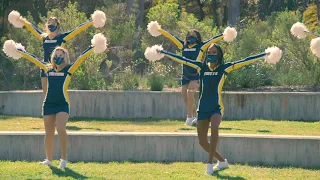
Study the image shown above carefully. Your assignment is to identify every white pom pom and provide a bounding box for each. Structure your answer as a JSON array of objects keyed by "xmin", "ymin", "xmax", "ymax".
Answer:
[
  {"xmin": 144, "ymin": 45, "xmax": 164, "ymax": 62},
  {"xmin": 3, "ymin": 40, "xmax": 25, "ymax": 59},
  {"xmin": 310, "ymin": 37, "xmax": 320, "ymax": 57},
  {"xmin": 290, "ymin": 22, "xmax": 308, "ymax": 39},
  {"xmin": 147, "ymin": 21, "xmax": 161, "ymax": 37},
  {"xmin": 264, "ymin": 46, "xmax": 282, "ymax": 64},
  {"xmin": 8, "ymin": 10, "xmax": 24, "ymax": 28},
  {"xmin": 223, "ymin": 26, "xmax": 237, "ymax": 42},
  {"xmin": 91, "ymin": 10, "xmax": 106, "ymax": 28},
  {"xmin": 91, "ymin": 33, "xmax": 108, "ymax": 53}
]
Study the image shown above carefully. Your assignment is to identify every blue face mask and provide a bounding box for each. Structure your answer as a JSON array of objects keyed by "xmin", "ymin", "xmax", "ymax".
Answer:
[
  {"xmin": 53, "ymin": 56, "xmax": 64, "ymax": 65},
  {"xmin": 48, "ymin": 25, "xmax": 57, "ymax": 32},
  {"xmin": 187, "ymin": 36, "xmax": 198, "ymax": 44},
  {"xmin": 207, "ymin": 54, "xmax": 219, "ymax": 63}
]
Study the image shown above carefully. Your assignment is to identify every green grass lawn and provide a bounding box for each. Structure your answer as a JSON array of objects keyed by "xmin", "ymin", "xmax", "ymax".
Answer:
[
  {"xmin": 0, "ymin": 115, "xmax": 320, "ymax": 136},
  {"xmin": 0, "ymin": 161, "xmax": 319, "ymax": 180}
]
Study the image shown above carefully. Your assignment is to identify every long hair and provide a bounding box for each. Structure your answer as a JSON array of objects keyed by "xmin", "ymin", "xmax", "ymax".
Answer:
[
  {"xmin": 204, "ymin": 43, "xmax": 224, "ymax": 65},
  {"xmin": 45, "ymin": 17, "xmax": 61, "ymax": 35},
  {"xmin": 185, "ymin": 29, "xmax": 202, "ymax": 46},
  {"xmin": 50, "ymin": 46, "xmax": 70, "ymax": 69}
]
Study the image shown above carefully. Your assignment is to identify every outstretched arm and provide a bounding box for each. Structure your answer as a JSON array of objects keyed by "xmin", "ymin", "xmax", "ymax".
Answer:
[
  {"xmin": 68, "ymin": 46, "xmax": 94, "ymax": 74},
  {"xmin": 157, "ymin": 29, "xmax": 184, "ymax": 49},
  {"xmin": 19, "ymin": 19, "xmax": 43, "ymax": 41},
  {"xmin": 16, "ymin": 49, "xmax": 48, "ymax": 72},
  {"xmin": 225, "ymin": 52, "xmax": 267, "ymax": 73},
  {"xmin": 160, "ymin": 50, "xmax": 202, "ymax": 72},
  {"xmin": 63, "ymin": 20, "xmax": 94, "ymax": 42}
]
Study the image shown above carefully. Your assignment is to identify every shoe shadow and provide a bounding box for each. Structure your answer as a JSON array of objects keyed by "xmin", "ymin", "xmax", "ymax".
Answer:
[
  {"xmin": 212, "ymin": 169, "xmax": 246, "ymax": 180},
  {"xmin": 50, "ymin": 166, "xmax": 88, "ymax": 179}
]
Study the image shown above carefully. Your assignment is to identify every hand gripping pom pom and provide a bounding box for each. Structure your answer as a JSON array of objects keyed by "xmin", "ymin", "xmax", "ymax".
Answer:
[
  {"xmin": 8, "ymin": 11, "xmax": 24, "ymax": 28},
  {"xmin": 91, "ymin": 10, "xmax": 106, "ymax": 28},
  {"xmin": 310, "ymin": 37, "xmax": 320, "ymax": 57},
  {"xmin": 264, "ymin": 46, "xmax": 282, "ymax": 64},
  {"xmin": 91, "ymin": 33, "xmax": 108, "ymax": 53},
  {"xmin": 147, "ymin": 21, "xmax": 162, "ymax": 37},
  {"xmin": 3, "ymin": 40, "xmax": 25, "ymax": 59},
  {"xmin": 223, "ymin": 27, "xmax": 237, "ymax": 42},
  {"xmin": 144, "ymin": 45, "xmax": 164, "ymax": 61},
  {"xmin": 290, "ymin": 22, "xmax": 308, "ymax": 39}
]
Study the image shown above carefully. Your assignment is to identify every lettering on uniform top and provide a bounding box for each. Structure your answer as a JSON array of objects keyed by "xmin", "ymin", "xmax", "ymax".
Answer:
[
  {"xmin": 44, "ymin": 40, "xmax": 58, "ymax": 43},
  {"xmin": 48, "ymin": 72, "xmax": 65, "ymax": 76},
  {"xmin": 183, "ymin": 48, "xmax": 196, "ymax": 52},
  {"xmin": 204, "ymin": 72, "xmax": 218, "ymax": 76}
]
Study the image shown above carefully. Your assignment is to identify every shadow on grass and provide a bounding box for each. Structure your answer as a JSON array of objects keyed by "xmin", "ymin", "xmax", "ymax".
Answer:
[
  {"xmin": 69, "ymin": 117, "xmax": 184, "ymax": 123},
  {"xmin": 257, "ymin": 129, "xmax": 271, "ymax": 133},
  {"xmin": 236, "ymin": 162, "xmax": 320, "ymax": 171},
  {"xmin": 219, "ymin": 127, "xmax": 249, "ymax": 131},
  {"xmin": 50, "ymin": 166, "xmax": 88, "ymax": 179},
  {"xmin": 66, "ymin": 126, "xmax": 101, "ymax": 131},
  {"xmin": 178, "ymin": 127, "xmax": 195, "ymax": 131}
]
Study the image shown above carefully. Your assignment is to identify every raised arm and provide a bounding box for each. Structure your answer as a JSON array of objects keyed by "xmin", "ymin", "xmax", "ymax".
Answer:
[
  {"xmin": 68, "ymin": 33, "xmax": 108, "ymax": 74},
  {"xmin": 8, "ymin": 11, "xmax": 43, "ymax": 41},
  {"xmin": 147, "ymin": 21, "xmax": 184, "ymax": 49},
  {"xmin": 62, "ymin": 21, "xmax": 94, "ymax": 42},
  {"xmin": 63, "ymin": 10, "xmax": 106, "ymax": 43},
  {"xmin": 158, "ymin": 29, "xmax": 184, "ymax": 49},
  {"xmin": 17, "ymin": 49, "xmax": 48, "ymax": 71},
  {"xmin": 68, "ymin": 46, "xmax": 94, "ymax": 74},
  {"xmin": 224, "ymin": 52, "xmax": 266, "ymax": 73},
  {"xmin": 161, "ymin": 50, "xmax": 202, "ymax": 72}
]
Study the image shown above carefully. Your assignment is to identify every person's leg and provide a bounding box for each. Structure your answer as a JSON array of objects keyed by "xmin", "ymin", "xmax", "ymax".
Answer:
[
  {"xmin": 208, "ymin": 114, "xmax": 222, "ymax": 164},
  {"xmin": 55, "ymin": 112, "xmax": 69, "ymax": 160},
  {"xmin": 187, "ymin": 80, "xmax": 199, "ymax": 118},
  {"xmin": 42, "ymin": 114, "xmax": 56, "ymax": 164},
  {"xmin": 197, "ymin": 118, "xmax": 224, "ymax": 161}
]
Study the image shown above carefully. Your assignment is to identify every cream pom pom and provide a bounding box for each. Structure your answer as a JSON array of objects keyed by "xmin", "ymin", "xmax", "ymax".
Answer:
[
  {"xmin": 223, "ymin": 26, "xmax": 237, "ymax": 42},
  {"xmin": 8, "ymin": 10, "xmax": 24, "ymax": 28},
  {"xmin": 144, "ymin": 45, "xmax": 164, "ymax": 61},
  {"xmin": 91, "ymin": 10, "xmax": 106, "ymax": 28},
  {"xmin": 290, "ymin": 22, "xmax": 308, "ymax": 39},
  {"xmin": 147, "ymin": 21, "xmax": 162, "ymax": 37},
  {"xmin": 264, "ymin": 46, "xmax": 282, "ymax": 64},
  {"xmin": 3, "ymin": 40, "xmax": 25, "ymax": 59},
  {"xmin": 91, "ymin": 33, "xmax": 108, "ymax": 53}
]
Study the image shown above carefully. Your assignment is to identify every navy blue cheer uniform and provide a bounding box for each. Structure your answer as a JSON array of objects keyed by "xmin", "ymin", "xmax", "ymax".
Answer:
[
  {"xmin": 157, "ymin": 29, "xmax": 223, "ymax": 85},
  {"xmin": 161, "ymin": 50, "xmax": 267, "ymax": 120},
  {"xmin": 19, "ymin": 19, "xmax": 94, "ymax": 77},
  {"xmin": 17, "ymin": 46, "xmax": 94, "ymax": 115}
]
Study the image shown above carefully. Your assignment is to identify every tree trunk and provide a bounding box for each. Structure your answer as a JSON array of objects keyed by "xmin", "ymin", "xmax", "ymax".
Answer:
[
  {"xmin": 136, "ymin": 0, "xmax": 144, "ymax": 29},
  {"xmin": 227, "ymin": 0, "xmax": 240, "ymax": 26},
  {"xmin": 318, "ymin": 0, "xmax": 320, "ymax": 24},
  {"xmin": 211, "ymin": 0, "xmax": 219, "ymax": 27},
  {"xmin": 196, "ymin": 0, "xmax": 205, "ymax": 21},
  {"xmin": 126, "ymin": 0, "xmax": 134, "ymax": 15}
]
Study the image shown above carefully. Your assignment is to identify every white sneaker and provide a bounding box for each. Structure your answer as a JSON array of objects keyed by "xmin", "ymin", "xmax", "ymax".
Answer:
[
  {"xmin": 40, "ymin": 159, "xmax": 52, "ymax": 166},
  {"xmin": 191, "ymin": 117, "xmax": 197, "ymax": 126},
  {"xmin": 213, "ymin": 159, "xmax": 228, "ymax": 170},
  {"xmin": 205, "ymin": 163, "xmax": 214, "ymax": 175},
  {"xmin": 185, "ymin": 117, "xmax": 194, "ymax": 126},
  {"xmin": 58, "ymin": 159, "xmax": 68, "ymax": 168}
]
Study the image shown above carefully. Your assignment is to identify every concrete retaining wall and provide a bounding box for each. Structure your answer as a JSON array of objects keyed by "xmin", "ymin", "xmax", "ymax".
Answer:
[
  {"xmin": 1, "ymin": 91, "xmax": 320, "ymax": 120},
  {"xmin": 0, "ymin": 132, "xmax": 319, "ymax": 168}
]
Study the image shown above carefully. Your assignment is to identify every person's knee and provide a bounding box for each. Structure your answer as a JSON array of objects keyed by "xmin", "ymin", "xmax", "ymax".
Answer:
[
  {"xmin": 56, "ymin": 124, "xmax": 66, "ymax": 133},
  {"xmin": 198, "ymin": 138, "xmax": 208, "ymax": 147}
]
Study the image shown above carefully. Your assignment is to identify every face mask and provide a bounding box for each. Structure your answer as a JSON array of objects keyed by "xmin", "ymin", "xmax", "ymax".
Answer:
[
  {"xmin": 54, "ymin": 56, "xmax": 64, "ymax": 65},
  {"xmin": 187, "ymin": 36, "xmax": 198, "ymax": 44},
  {"xmin": 48, "ymin": 25, "xmax": 57, "ymax": 32},
  {"xmin": 207, "ymin": 54, "xmax": 219, "ymax": 63}
]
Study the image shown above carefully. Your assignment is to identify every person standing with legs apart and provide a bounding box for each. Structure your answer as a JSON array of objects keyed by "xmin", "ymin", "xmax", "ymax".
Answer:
[
  {"xmin": 3, "ymin": 34, "xmax": 108, "ymax": 168},
  {"xmin": 145, "ymin": 43, "xmax": 282, "ymax": 174},
  {"xmin": 147, "ymin": 21, "xmax": 237, "ymax": 126},
  {"xmin": 8, "ymin": 10, "xmax": 106, "ymax": 94}
]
